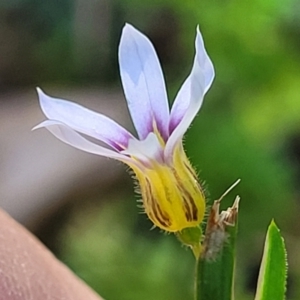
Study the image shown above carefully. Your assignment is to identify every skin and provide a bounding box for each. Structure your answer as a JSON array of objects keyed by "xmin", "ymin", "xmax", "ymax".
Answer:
[{"xmin": 0, "ymin": 208, "xmax": 103, "ymax": 300}]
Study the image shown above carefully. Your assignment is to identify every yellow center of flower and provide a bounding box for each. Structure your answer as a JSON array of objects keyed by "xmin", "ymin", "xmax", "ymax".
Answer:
[{"xmin": 131, "ymin": 144, "xmax": 206, "ymax": 232}]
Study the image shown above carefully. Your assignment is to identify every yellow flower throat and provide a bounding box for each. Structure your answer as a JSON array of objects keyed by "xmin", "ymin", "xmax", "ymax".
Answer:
[{"xmin": 131, "ymin": 145, "xmax": 206, "ymax": 232}]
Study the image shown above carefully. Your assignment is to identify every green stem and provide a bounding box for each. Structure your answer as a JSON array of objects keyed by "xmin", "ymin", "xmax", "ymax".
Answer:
[
  {"xmin": 195, "ymin": 226, "xmax": 237, "ymax": 300},
  {"xmin": 194, "ymin": 256, "xmax": 199, "ymax": 300},
  {"xmin": 195, "ymin": 196, "xmax": 239, "ymax": 300}
]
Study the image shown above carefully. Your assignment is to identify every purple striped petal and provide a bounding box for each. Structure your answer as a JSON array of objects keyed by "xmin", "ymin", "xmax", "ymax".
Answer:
[
  {"xmin": 169, "ymin": 27, "xmax": 214, "ymax": 133},
  {"xmin": 119, "ymin": 24, "xmax": 169, "ymax": 141},
  {"xmin": 37, "ymin": 88, "xmax": 134, "ymax": 151},
  {"xmin": 165, "ymin": 27, "xmax": 214, "ymax": 160}
]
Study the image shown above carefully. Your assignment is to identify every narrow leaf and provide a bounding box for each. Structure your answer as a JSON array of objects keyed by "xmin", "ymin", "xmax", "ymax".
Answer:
[{"xmin": 254, "ymin": 220, "xmax": 287, "ymax": 300}]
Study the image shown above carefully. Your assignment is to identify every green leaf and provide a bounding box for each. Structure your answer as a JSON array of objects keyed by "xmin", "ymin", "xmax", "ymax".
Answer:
[
  {"xmin": 196, "ymin": 197, "xmax": 239, "ymax": 300},
  {"xmin": 254, "ymin": 220, "xmax": 287, "ymax": 300}
]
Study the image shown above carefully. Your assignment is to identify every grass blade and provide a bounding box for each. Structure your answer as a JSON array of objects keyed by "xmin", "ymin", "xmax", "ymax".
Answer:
[{"xmin": 254, "ymin": 220, "xmax": 287, "ymax": 300}]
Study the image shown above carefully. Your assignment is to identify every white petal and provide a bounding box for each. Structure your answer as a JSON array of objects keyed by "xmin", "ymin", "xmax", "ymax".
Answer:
[
  {"xmin": 195, "ymin": 25, "xmax": 215, "ymax": 93},
  {"xmin": 119, "ymin": 24, "xmax": 169, "ymax": 141},
  {"xmin": 33, "ymin": 120, "xmax": 135, "ymax": 163},
  {"xmin": 121, "ymin": 132, "xmax": 163, "ymax": 166},
  {"xmin": 165, "ymin": 28, "xmax": 214, "ymax": 160},
  {"xmin": 169, "ymin": 27, "xmax": 214, "ymax": 133},
  {"xmin": 168, "ymin": 78, "xmax": 191, "ymax": 133},
  {"xmin": 37, "ymin": 88, "xmax": 134, "ymax": 151}
]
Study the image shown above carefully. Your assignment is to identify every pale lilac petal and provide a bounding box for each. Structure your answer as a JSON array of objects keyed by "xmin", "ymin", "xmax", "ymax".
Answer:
[
  {"xmin": 33, "ymin": 120, "xmax": 135, "ymax": 164},
  {"xmin": 169, "ymin": 27, "xmax": 214, "ymax": 133},
  {"xmin": 37, "ymin": 88, "xmax": 134, "ymax": 151},
  {"xmin": 168, "ymin": 78, "xmax": 191, "ymax": 133},
  {"xmin": 121, "ymin": 132, "xmax": 163, "ymax": 166},
  {"xmin": 165, "ymin": 29, "xmax": 214, "ymax": 160},
  {"xmin": 119, "ymin": 24, "xmax": 169, "ymax": 141},
  {"xmin": 195, "ymin": 26, "xmax": 215, "ymax": 93}
]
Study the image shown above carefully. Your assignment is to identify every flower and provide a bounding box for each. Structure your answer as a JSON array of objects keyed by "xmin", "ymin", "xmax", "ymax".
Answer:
[{"xmin": 34, "ymin": 24, "xmax": 214, "ymax": 232}]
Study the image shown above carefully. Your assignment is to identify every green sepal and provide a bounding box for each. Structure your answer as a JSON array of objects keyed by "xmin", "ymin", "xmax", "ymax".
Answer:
[{"xmin": 176, "ymin": 226, "xmax": 202, "ymax": 258}]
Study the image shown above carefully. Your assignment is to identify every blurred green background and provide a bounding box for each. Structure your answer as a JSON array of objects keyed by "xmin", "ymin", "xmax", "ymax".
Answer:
[{"xmin": 1, "ymin": 0, "xmax": 300, "ymax": 299}]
